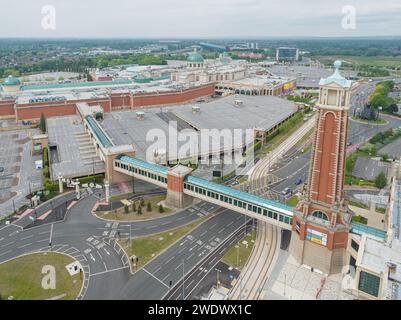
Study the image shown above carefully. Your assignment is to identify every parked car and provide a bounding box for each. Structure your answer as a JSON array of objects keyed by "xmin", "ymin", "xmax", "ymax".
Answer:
[
  {"xmin": 295, "ymin": 178, "xmax": 302, "ymax": 186},
  {"xmin": 281, "ymin": 187, "xmax": 291, "ymax": 196},
  {"xmin": 0, "ymin": 166, "xmax": 4, "ymax": 173}
]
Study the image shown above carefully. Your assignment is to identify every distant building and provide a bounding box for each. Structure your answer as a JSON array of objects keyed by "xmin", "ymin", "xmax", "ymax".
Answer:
[
  {"xmin": 276, "ymin": 47, "xmax": 300, "ymax": 62},
  {"xmin": 199, "ymin": 42, "xmax": 227, "ymax": 53},
  {"xmin": 1, "ymin": 75, "xmax": 22, "ymax": 92}
]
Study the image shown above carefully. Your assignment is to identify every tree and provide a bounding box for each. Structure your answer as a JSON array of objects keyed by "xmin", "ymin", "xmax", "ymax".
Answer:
[
  {"xmin": 147, "ymin": 202, "xmax": 152, "ymax": 212},
  {"xmin": 374, "ymin": 171, "xmax": 387, "ymax": 189},
  {"xmin": 124, "ymin": 205, "xmax": 129, "ymax": 214},
  {"xmin": 131, "ymin": 202, "xmax": 136, "ymax": 212},
  {"xmin": 159, "ymin": 204, "xmax": 164, "ymax": 213},
  {"xmin": 39, "ymin": 113, "xmax": 46, "ymax": 133},
  {"xmin": 137, "ymin": 205, "xmax": 142, "ymax": 215},
  {"xmin": 140, "ymin": 198, "xmax": 145, "ymax": 207},
  {"xmin": 382, "ymin": 154, "xmax": 389, "ymax": 162}
]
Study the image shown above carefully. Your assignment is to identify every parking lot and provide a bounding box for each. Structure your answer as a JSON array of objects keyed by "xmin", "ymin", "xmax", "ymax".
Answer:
[
  {"xmin": 0, "ymin": 129, "xmax": 43, "ymax": 214},
  {"xmin": 379, "ymin": 137, "xmax": 401, "ymax": 158},
  {"xmin": 0, "ymin": 132, "xmax": 24, "ymax": 202},
  {"xmin": 352, "ymin": 156, "xmax": 391, "ymax": 181}
]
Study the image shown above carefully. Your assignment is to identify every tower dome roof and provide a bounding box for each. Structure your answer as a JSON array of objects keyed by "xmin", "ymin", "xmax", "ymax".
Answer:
[
  {"xmin": 3, "ymin": 75, "xmax": 21, "ymax": 86},
  {"xmin": 187, "ymin": 52, "xmax": 204, "ymax": 63}
]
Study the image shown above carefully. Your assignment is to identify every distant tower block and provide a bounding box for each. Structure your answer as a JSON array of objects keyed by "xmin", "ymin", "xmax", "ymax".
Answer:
[
  {"xmin": 289, "ymin": 61, "xmax": 354, "ymax": 274},
  {"xmin": 165, "ymin": 165, "xmax": 194, "ymax": 208}
]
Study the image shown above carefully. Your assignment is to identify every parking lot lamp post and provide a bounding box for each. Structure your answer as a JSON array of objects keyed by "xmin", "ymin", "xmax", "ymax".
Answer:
[
  {"xmin": 216, "ymin": 268, "xmax": 221, "ymax": 289},
  {"xmin": 182, "ymin": 260, "xmax": 185, "ymax": 300}
]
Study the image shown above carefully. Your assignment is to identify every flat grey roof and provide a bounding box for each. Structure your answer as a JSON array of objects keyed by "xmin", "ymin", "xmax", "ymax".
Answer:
[
  {"xmin": 170, "ymin": 95, "xmax": 296, "ymax": 131},
  {"xmin": 47, "ymin": 115, "xmax": 105, "ymax": 179},
  {"xmin": 100, "ymin": 95, "xmax": 296, "ymax": 161},
  {"xmin": 268, "ymin": 65, "xmax": 357, "ymax": 88}
]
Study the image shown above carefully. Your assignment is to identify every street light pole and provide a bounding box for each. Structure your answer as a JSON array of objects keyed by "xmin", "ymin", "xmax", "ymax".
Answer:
[
  {"xmin": 182, "ymin": 259, "xmax": 185, "ymax": 300},
  {"xmin": 216, "ymin": 268, "xmax": 221, "ymax": 288}
]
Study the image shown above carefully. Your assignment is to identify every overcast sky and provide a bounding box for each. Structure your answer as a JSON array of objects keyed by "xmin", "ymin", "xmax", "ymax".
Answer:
[{"xmin": 1, "ymin": 0, "xmax": 401, "ymax": 38}]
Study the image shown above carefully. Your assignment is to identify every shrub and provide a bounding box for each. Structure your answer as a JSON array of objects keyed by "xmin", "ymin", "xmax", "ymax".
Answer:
[
  {"xmin": 124, "ymin": 205, "xmax": 129, "ymax": 214},
  {"xmin": 140, "ymin": 198, "xmax": 145, "ymax": 207},
  {"xmin": 159, "ymin": 204, "xmax": 164, "ymax": 213},
  {"xmin": 132, "ymin": 202, "xmax": 136, "ymax": 212},
  {"xmin": 78, "ymin": 174, "xmax": 104, "ymax": 185},
  {"xmin": 137, "ymin": 205, "xmax": 142, "ymax": 215},
  {"xmin": 352, "ymin": 215, "xmax": 368, "ymax": 225},
  {"xmin": 374, "ymin": 171, "xmax": 387, "ymax": 189},
  {"xmin": 147, "ymin": 202, "xmax": 152, "ymax": 212}
]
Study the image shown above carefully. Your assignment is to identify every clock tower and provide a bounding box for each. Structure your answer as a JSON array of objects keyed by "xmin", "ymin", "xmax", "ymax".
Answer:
[{"xmin": 289, "ymin": 61, "xmax": 354, "ymax": 274}]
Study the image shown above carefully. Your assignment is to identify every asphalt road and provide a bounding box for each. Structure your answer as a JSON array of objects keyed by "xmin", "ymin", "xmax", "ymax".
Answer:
[
  {"xmin": 0, "ymin": 188, "xmax": 225, "ymax": 299},
  {"xmin": 164, "ymin": 221, "xmax": 251, "ymax": 300},
  {"xmin": 117, "ymin": 210, "xmax": 248, "ymax": 299}
]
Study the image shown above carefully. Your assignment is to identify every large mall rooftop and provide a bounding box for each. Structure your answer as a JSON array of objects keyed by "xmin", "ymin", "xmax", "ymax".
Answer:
[{"xmin": 99, "ymin": 95, "xmax": 297, "ymax": 161}]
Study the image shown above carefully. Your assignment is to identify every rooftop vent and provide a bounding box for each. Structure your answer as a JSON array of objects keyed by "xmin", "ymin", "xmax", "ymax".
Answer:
[
  {"xmin": 234, "ymin": 99, "xmax": 243, "ymax": 107},
  {"xmin": 192, "ymin": 105, "xmax": 201, "ymax": 114},
  {"xmin": 136, "ymin": 111, "xmax": 145, "ymax": 121},
  {"xmin": 387, "ymin": 262, "xmax": 397, "ymax": 272}
]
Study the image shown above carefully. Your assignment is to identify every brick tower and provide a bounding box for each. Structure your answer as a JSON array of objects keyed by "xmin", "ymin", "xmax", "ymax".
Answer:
[{"xmin": 289, "ymin": 61, "xmax": 354, "ymax": 274}]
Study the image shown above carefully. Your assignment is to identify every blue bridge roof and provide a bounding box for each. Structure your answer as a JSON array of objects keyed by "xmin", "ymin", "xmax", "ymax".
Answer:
[
  {"xmin": 21, "ymin": 79, "xmax": 132, "ymax": 91},
  {"xmin": 350, "ymin": 221, "xmax": 387, "ymax": 240},
  {"xmin": 185, "ymin": 175, "xmax": 293, "ymax": 215},
  {"xmin": 118, "ymin": 156, "xmax": 168, "ymax": 175},
  {"xmin": 85, "ymin": 116, "xmax": 113, "ymax": 148}
]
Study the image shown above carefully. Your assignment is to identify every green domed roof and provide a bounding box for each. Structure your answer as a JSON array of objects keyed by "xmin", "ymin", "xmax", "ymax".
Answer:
[
  {"xmin": 3, "ymin": 75, "xmax": 21, "ymax": 86},
  {"xmin": 187, "ymin": 52, "xmax": 204, "ymax": 62}
]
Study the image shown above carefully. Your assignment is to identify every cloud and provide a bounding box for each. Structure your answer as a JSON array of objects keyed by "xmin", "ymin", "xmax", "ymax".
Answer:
[{"xmin": 0, "ymin": 0, "xmax": 400, "ymax": 37}]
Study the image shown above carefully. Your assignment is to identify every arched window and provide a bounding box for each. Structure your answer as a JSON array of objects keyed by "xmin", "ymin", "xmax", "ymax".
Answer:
[{"xmin": 312, "ymin": 211, "xmax": 329, "ymax": 221}]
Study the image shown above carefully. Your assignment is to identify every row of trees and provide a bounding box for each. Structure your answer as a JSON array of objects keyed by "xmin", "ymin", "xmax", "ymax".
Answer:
[
  {"xmin": 369, "ymin": 81, "xmax": 399, "ymax": 114},
  {"xmin": 124, "ymin": 198, "xmax": 165, "ymax": 215},
  {"xmin": 0, "ymin": 53, "xmax": 166, "ymax": 79}
]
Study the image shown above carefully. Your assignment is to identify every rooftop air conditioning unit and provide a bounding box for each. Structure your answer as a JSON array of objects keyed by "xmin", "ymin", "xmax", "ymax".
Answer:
[
  {"xmin": 192, "ymin": 105, "xmax": 200, "ymax": 114},
  {"xmin": 136, "ymin": 111, "xmax": 145, "ymax": 121},
  {"xmin": 387, "ymin": 262, "xmax": 397, "ymax": 272},
  {"xmin": 234, "ymin": 99, "xmax": 243, "ymax": 107}
]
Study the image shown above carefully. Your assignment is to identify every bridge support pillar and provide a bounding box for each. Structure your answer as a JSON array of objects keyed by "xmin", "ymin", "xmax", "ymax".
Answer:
[
  {"xmin": 58, "ymin": 175, "xmax": 63, "ymax": 194},
  {"xmin": 105, "ymin": 181, "xmax": 110, "ymax": 204},
  {"xmin": 165, "ymin": 165, "xmax": 193, "ymax": 209}
]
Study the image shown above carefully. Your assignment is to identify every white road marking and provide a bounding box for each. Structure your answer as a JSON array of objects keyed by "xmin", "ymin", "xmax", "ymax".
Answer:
[
  {"xmin": 39, "ymin": 230, "xmax": 50, "ymax": 235},
  {"xmin": 49, "ymin": 224, "xmax": 54, "ymax": 244},
  {"xmin": 103, "ymin": 248, "xmax": 110, "ymax": 255},
  {"xmin": 17, "ymin": 243, "xmax": 32, "ymax": 249},
  {"xmin": 96, "ymin": 251, "xmax": 103, "ymax": 260},
  {"xmin": 0, "ymin": 250, "xmax": 12, "ymax": 256},
  {"xmin": 90, "ymin": 253, "xmax": 96, "ymax": 262},
  {"xmin": 37, "ymin": 238, "xmax": 49, "ymax": 243},
  {"xmin": 21, "ymin": 235, "xmax": 34, "ymax": 242},
  {"xmin": 200, "ymin": 230, "xmax": 208, "ymax": 237},
  {"xmin": 142, "ymin": 268, "xmax": 170, "ymax": 289},
  {"xmin": 1, "ymin": 241, "xmax": 15, "ymax": 247},
  {"xmin": 165, "ymin": 256, "xmax": 175, "ymax": 265},
  {"xmin": 90, "ymin": 266, "xmax": 129, "ymax": 277}
]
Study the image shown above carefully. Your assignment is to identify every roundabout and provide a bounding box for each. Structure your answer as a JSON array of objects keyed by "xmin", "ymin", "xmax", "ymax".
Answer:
[{"xmin": 0, "ymin": 252, "xmax": 83, "ymax": 300}]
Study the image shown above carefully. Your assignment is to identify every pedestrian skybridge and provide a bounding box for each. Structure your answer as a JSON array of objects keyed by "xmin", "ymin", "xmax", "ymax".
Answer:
[
  {"xmin": 113, "ymin": 155, "xmax": 389, "ymax": 238},
  {"xmin": 114, "ymin": 155, "xmax": 294, "ymax": 230}
]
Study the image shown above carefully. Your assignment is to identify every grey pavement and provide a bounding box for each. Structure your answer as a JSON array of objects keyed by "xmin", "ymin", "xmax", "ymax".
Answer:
[{"xmin": 0, "ymin": 128, "xmax": 43, "ymax": 218}]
